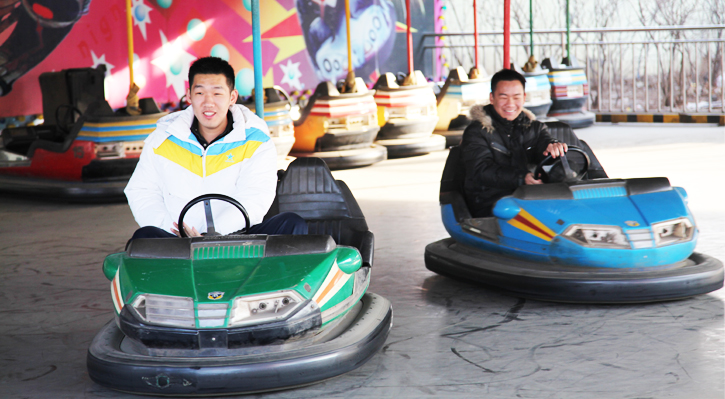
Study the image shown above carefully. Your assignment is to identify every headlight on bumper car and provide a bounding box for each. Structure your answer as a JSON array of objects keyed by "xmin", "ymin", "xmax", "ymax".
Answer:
[
  {"xmin": 228, "ymin": 290, "xmax": 306, "ymax": 328},
  {"xmin": 564, "ymin": 224, "xmax": 630, "ymax": 249},
  {"xmin": 652, "ymin": 217, "xmax": 694, "ymax": 246},
  {"xmin": 131, "ymin": 294, "xmax": 196, "ymax": 328}
]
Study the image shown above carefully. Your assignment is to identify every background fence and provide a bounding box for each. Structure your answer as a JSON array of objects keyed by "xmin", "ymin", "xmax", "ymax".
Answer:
[{"xmin": 421, "ymin": 25, "xmax": 725, "ymax": 114}]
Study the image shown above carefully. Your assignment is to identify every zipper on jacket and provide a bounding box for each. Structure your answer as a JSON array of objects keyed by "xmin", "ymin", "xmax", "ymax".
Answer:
[
  {"xmin": 491, "ymin": 142, "xmax": 511, "ymax": 156},
  {"xmin": 202, "ymin": 147, "xmax": 208, "ymax": 177}
]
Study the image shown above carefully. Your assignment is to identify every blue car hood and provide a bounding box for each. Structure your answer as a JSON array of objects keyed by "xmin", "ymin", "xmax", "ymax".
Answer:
[{"xmin": 510, "ymin": 188, "xmax": 691, "ymax": 235}]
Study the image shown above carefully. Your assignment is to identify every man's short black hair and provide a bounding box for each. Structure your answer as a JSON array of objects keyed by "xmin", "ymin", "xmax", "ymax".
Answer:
[
  {"xmin": 188, "ymin": 57, "xmax": 236, "ymax": 92},
  {"xmin": 490, "ymin": 68, "xmax": 527, "ymax": 93}
]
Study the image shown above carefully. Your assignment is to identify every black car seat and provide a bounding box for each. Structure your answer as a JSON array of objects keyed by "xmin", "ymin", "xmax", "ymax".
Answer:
[
  {"xmin": 544, "ymin": 121, "xmax": 608, "ymax": 179},
  {"xmin": 439, "ymin": 146, "xmax": 472, "ymax": 223},
  {"xmin": 439, "ymin": 146, "xmax": 501, "ymax": 240},
  {"xmin": 2, "ymin": 66, "xmax": 114, "ymax": 157},
  {"xmin": 265, "ymin": 157, "xmax": 375, "ymax": 267}
]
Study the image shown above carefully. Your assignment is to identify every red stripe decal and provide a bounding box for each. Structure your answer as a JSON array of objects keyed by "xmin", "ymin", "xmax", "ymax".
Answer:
[{"xmin": 513, "ymin": 214, "xmax": 554, "ymax": 239}]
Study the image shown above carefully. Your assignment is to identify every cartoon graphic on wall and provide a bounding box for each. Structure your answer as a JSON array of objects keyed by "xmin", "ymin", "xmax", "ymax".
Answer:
[
  {"xmin": 0, "ymin": 0, "xmax": 433, "ymax": 119},
  {"xmin": 296, "ymin": 0, "xmax": 396, "ymax": 83},
  {"xmin": 0, "ymin": 0, "xmax": 91, "ymax": 96}
]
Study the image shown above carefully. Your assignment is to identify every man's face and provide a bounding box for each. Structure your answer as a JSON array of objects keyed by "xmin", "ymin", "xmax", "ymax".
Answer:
[
  {"xmin": 489, "ymin": 79, "xmax": 526, "ymax": 121},
  {"xmin": 187, "ymin": 73, "xmax": 238, "ymax": 138}
]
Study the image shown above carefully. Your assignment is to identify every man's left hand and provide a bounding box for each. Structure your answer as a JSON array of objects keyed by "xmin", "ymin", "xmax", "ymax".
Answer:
[{"xmin": 543, "ymin": 142, "xmax": 568, "ymax": 158}]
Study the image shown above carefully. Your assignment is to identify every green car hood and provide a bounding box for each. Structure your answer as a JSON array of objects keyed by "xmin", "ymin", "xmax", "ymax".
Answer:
[{"xmin": 109, "ymin": 235, "xmax": 341, "ymax": 304}]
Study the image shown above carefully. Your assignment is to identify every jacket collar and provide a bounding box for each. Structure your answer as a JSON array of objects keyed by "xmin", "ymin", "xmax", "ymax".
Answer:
[
  {"xmin": 469, "ymin": 104, "xmax": 536, "ymax": 134},
  {"xmin": 158, "ymin": 104, "xmax": 250, "ymax": 146}
]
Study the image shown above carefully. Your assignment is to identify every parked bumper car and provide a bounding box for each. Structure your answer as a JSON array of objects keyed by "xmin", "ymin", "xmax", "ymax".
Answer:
[
  {"xmin": 238, "ymin": 86, "xmax": 296, "ymax": 161},
  {"xmin": 372, "ymin": 71, "xmax": 444, "ymax": 157},
  {"xmin": 514, "ymin": 61, "xmax": 554, "ymax": 120},
  {"xmin": 542, "ymin": 57, "xmax": 595, "ymax": 128},
  {"xmin": 0, "ymin": 66, "xmax": 166, "ymax": 201},
  {"xmin": 424, "ymin": 122, "xmax": 723, "ymax": 303},
  {"xmin": 290, "ymin": 78, "xmax": 386, "ymax": 169},
  {"xmin": 87, "ymin": 157, "xmax": 392, "ymax": 395},
  {"xmin": 434, "ymin": 67, "xmax": 491, "ymax": 147}
]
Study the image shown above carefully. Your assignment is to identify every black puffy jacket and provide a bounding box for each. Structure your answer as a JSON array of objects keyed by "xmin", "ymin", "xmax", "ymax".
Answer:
[{"xmin": 461, "ymin": 104, "xmax": 557, "ymax": 217}]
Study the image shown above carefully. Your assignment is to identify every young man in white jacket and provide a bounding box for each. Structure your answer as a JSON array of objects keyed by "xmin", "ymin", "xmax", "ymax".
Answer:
[{"xmin": 125, "ymin": 57, "xmax": 307, "ymax": 239}]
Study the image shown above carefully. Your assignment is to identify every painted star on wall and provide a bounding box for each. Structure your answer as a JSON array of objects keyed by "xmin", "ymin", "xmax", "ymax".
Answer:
[
  {"xmin": 280, "ymin": 59, "xmax": 303, "ymax": 91},
  {"xmin": 90, "ymin": 51, "xmax": 115, "ymax": 77},
  {"xmin": 132, "ymin": 0, "xmax": 153, "ymax": 41},
  {"xmin": 151, "ymin": 30, "xmax": 197, "ymax": 100}
]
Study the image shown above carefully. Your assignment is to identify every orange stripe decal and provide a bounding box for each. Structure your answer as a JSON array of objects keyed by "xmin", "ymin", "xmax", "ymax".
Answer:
[
  {"xmin": 111, "ymin": 276, "xmax": 122, "ymax": 312},
  {"xmin": 315, "ymin": 269, "xmax": 344, "ymax": 304}
]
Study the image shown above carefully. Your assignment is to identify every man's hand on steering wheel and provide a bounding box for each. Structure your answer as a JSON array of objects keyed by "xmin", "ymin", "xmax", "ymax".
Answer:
[
  {"xmin": 172, "ymin": 222, "xmax": 201, "ymax": 237},
  {"xmin": 543, "ymin": 142, "xmax": 568, "ymax": 158},
  {"xmin": 525, "ymin": 172, "xmax": 543, "ymax": 185},
  {"xmin": 533, "ymin": 146, "xmax": 591, "ymax": 183}
]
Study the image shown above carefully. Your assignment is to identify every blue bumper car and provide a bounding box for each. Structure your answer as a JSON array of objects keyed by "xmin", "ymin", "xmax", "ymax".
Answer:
[{"xmin": 424, "ymin": 123, "xmax": 723, "ymax": 303}]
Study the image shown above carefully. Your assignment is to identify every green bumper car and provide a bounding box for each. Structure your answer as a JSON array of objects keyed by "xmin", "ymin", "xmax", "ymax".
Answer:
[{"xmin": 87, "ymin": 158, "xmax": 392, "ymax": 396}]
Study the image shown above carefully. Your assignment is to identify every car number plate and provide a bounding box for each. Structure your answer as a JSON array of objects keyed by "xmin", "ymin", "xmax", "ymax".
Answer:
[
  {"xmin": 347, "ymin": 116, "xmax": 363, "ymax": 127},
  {"xmin": 406, "ymin": 107, "xmax": 422, "ymax": 118},
  {"xmin": 567, "ymin": 85, "xmax": 584, "ymax": 97}
]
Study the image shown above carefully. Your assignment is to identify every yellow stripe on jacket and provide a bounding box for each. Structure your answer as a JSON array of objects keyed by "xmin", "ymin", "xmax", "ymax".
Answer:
[
  {"xmin": 205, "ymin": 140, "xmax": 264, "ymax": 176},
  {"xmin": 153, "ymin": 136, "xmax": 266, "ymax": 177},
  {"xmin": 154, "ymin": 139, "xmax": 204, "ymax": 177}
]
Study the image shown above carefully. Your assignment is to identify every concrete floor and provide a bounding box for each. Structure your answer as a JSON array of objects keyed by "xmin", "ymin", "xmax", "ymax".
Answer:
[{"xmin": 0, "ymin": 123, "xmax": 723, "ymax": 398}]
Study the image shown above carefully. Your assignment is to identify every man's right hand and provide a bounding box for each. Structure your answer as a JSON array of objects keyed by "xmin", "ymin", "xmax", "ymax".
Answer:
[
  {"xmin": 172, "ymin": 222, "xmax": 201, "ymax": 237},
  {"xmin": 525, "ymin": 172, "xmax": 543, "ymax": 185}
]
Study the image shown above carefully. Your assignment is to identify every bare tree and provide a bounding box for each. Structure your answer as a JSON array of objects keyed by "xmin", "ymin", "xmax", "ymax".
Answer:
[{"xmin": 635, "ymin": 0, "xmax": 697, "ymax": 108}]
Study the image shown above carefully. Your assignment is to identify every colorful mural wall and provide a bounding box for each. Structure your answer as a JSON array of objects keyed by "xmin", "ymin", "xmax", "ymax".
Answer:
[{"xmin": 0, "ymin": 0, "xmax": 434, "ymax": 119}]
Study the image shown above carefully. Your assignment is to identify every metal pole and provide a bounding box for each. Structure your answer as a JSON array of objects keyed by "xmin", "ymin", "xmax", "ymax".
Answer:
[
  {"xmin": 695, "ymin": 44, "xmax": 699, "ymax": 112},
  {"xmin": 431, "ymin": 47, "xmax": 436, "ymax": 81},
  {"xmin": 126, "ymin": 0, "xmax": 134, "ymax": 87},
  {"xmin": 657, "ymin": 43, "xmax": 661, "ymax": 112},
  {"xmin": 632, "ymin": 44, "xmax": 636, "ymax": 112},
  {"xmin": 251, "ymin": 0, "xmax": 264, "ymax": 119},
  {"xmin": 620, "ymin": 44, "xmax": 623, "ymax": 111},
  {"xmin": 585, "ymin": 44, "xmax": 590, "ymax": 109},
  {"xmin": 504, "ymin": 0, "xmax": 510, "ymax": 69},
  {"xmin": 609, "ymin": 46, "xmax": 613, "ymax": 112},
  {"xmin": 529, "ymin": 0, "xmax": 533, "ymax": 56},
  {"xmin": 670, "ymin": 45, "xmax": 674, "ymax": 112},
  {"xmin": 681, "ymin": 49, "xmax": 686, "ymax": 112},
  {"xmin": 346, "ymin": 0, "xmax": 353, "ymax": 76},
  {"xmin": 597, "ymin": 45, "xmax": 602, "ymax": 112},
  {"xmin": 407, "ymin": 0, "xmax": 414, "ymax": 74},
  {"xmin": 708, "ymin": 42, "xmax": 712, "ymax": 112},
  {"xmin": 645, "ymin": 43, "xmax": 648, "ymax": 112},
  {"xmin": 565, "ymin": 0, "xmax": 570, "ymax": 60},
  {"xmin": 474, "ymin": 0, "xmax": 479, "ymax": 69}
]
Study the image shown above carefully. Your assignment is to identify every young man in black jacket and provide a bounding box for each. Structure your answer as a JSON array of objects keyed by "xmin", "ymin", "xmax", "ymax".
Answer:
[{"xmin": 461, "ymin": 68, "xmax": 568, "ymax": 217}]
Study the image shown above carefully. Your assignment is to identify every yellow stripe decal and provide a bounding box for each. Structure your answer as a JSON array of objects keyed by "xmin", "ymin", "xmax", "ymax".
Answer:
[
  {"xmin": 77, "ymin": 128, "xmax": 155, "ymax": 137},
  {"xmin": 83, "ymin": 119, "xmax": 160, "ymax": 128},
  {"xmin": 508, "ymin": 208, "xmax": 556, "ymax": 242}
]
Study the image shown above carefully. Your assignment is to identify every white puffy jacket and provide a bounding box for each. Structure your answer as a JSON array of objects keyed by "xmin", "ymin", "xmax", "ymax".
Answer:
[{"xmin": 125, "ymin": 104, "xmax": 278, "ymax": 235}]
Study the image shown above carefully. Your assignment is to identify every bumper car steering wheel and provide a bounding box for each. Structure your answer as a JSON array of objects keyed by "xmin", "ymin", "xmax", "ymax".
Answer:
[
  {"xmin": 533, "ymin": 146, "xmax": 590, "ymax": 183},
  {"xmin": 177, "ymin": 194, "xmax": 250, "ymax": 238}
]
